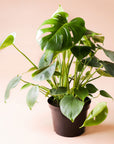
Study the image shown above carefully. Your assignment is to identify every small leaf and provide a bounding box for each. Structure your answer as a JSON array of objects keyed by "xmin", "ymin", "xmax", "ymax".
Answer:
[
  {"xmin": 0, "ymin": 32, "xmax": 16, "ymax": 49},
  {"xmin": 38, "ymin": 50, "xmax": 54, "ymax": 69},
  {"xmin": 27, "ymin": 67, "xmax": 38, "ymax": 72},
  {"xmin": 32, "ymin": 62, "xmax": 56, "ymax": 81},
  {"xmin": 86, "ymin": 83, "xmax": 98, "ymax": 94},
  {"xmin": 100, "ymin": 90, "xmax": 113, "ymax": 99},
  {"xmin": 71, "ymin": 46, "xmax": 91, "ymax": 60},
  {"xmin": 97, "ymin": 69, "xmax": 112, "ymax": 77},
  {"xmin": 21, "ymin": 83, "xmax": 31, "ymax": 90},
  {"xmin": 75, "ymin": 87, "xmax": 89, "ymax": 101},
  {"xmin": 26, "ymin": 86, "xmax": 39, "ymax": 110},
  {"xmin": 4, "ymin": 75, "xmax": 21, "ymax": 102},
  {"xmin": 100, "ymin": 61, "xmax": 114, "ymax": 77},
  {"xmin": 103, "ymin": 49, "xmax": 114, "ymax": 62},
  {"xmin": 54, "ymin": 71, "xmax": 61, "ymax": 76},
  {"xmin": 82, "ymin": 102, "xmax": 108, "ymax": 127},
  {"xmin": 92, "ymin": 35, "xmax": 104, "ymax": 43},
  {"xmin": 50, "ymin": 87, "xmax": 67, "ymax": 96},
  {"xmin": 60, "ymin": 95, "xmax": 84, "ymax": 122}
]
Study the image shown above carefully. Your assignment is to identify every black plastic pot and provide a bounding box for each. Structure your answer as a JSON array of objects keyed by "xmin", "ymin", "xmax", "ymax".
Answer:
[{"xmin": 48, "ymin": 96, "xmax": 91, "ymax": 137}]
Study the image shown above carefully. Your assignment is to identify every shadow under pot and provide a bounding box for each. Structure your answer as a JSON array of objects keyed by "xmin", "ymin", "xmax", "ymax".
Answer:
[{"xmin": 48, "ymin": 96, "xmax": 91, "ymax": 137}]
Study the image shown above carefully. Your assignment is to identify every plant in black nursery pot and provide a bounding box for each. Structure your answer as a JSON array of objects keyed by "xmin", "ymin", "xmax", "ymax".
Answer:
[{"xmin": 0, "ymin": 6, "xmax": 114, "ymax": 137}]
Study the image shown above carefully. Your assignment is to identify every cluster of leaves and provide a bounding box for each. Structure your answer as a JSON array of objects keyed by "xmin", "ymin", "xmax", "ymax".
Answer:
[{"xmin": 0, "ymin": 6, "xmax": 114, "ymax": 127}]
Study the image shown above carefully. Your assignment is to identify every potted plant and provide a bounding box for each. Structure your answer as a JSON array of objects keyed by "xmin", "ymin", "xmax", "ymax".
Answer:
[{"xmin": 0, "ymin": 6, "xmax": 114, "ymax": 137}]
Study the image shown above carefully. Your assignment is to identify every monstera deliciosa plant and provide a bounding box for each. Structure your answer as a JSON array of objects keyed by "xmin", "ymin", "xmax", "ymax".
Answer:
[{"xmin": 0, "ymin": 6, "xmax": 114, "ymax": 128}]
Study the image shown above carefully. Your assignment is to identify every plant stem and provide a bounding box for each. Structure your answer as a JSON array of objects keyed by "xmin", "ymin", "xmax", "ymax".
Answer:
[
  {"xmin": 12, "ymin": 44, "xmax": 38, "ymax": 69},
  {"xmin": 88, "ymin": 75, "xmax": 101, "ymax": 83},
  {"xmin": 73, "ymin": 59, "xmax": 79, "ymax": 89}
]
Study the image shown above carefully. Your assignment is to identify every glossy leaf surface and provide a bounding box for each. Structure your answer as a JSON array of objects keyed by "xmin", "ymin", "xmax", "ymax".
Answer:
[{"xmin": 86, "ymin": 83, "xmax": 98, "ymax": 93}]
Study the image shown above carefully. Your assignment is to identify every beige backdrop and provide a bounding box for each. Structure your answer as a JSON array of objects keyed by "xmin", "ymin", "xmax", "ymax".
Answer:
[{"xmin": 0, "ymin": 0, "xmax": 114, "ymax": 144}]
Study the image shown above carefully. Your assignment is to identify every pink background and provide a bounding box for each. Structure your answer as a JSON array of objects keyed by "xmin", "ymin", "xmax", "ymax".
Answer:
[{"xmin": 0, "ymin": 0, "xmax": 114, "ymax": 143}]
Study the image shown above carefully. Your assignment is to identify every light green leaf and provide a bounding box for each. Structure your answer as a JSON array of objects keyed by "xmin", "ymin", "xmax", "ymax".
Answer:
[
  {"xmin": 60, "ymin": 95, "xmax": 84, "ymax": 122},
  {"xmin": 92, "ymin": 35, "xmax": 104, "ymax": 43},
  {"xmin": 100, "ymin": 61, "xmax": 114, "ymax": 77},
  {"xmin": 97, "ymin": 69, "xmax": 112, "ymax": 77},
  {"xmin": 103, "ymin": 49, "xmax": 114, "ymax": 62},
  {"xmin": 50, "ymin": 87, "xmax": 67, "ymax": 96},
  {"xmin": 86, "ymin": 83, "xmax": 98, "ymax": 94},
  {"xmin": 82, "ymin": 102, "xmax": 108, "ymax": 127},
  {"xmin": 71, "ymin": 46, "xmax": 91, "ymax": 60},
  {"xmin": 21, "ymin": 83, "xmax": 31, "ymax": 90},
  {"xmin": 4, "ymin": 75, "xmax": 21, "ymax": 102},
  {"xmin": 100, "ymin": 90, "xmax": 113, "ymax": 99},
  {"xmin": 26, "ymin": 86, "xmax": 39, "ymax": 110},
  {"xmin": 32, "ymin": 62, "xmax": 56, "ymax": 81},
  {"xmin": 0, "ymin": 32, "xmax": 16, "ymax": 49},
  {"xmin": 38, "ymin": 50, "xmax": 54, "ymax": 69},
  {"xmin": 27, "ymin": 67, "xmax": 38, "ymax": 73},
  {"xmin": 75, "ymin": 87, "xmax": 89, "ymax": 101}
]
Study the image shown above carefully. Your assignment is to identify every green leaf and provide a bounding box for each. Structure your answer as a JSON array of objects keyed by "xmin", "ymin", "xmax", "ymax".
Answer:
[
  {"xmin": 32, "ymin": 62, "xmax": 56, "ymax": 81},
  {"xmin": 36, "ymin": 10, "xmax": 86, "ymax": 52},
  {"xmin": 0, "ymin": 32, "xmax": 16, "ymax": 49},
  {"xmin": 103, "ymin": 49, "xmax": 114, "ymax": 62},
  {"xmin": 97, "ymin": 69, "xmax": 112, "ymax": 77},
  {"xmin": 86, "ymin": 83, "xmax": 98, "ymax": 93},
  {"xmin": 26, "ymin": 86, "xmax": 39, "ymax": 110},
  {"xmin": 60, "ymin": 95, "xmax": 84, "ymax": 122},
  {"xmin": 50, "ymin": 87, "xmax": 67, "ymax": 96},
  {"xmin": 27, "ymin": 67, "xmax": 38, "ymax": 72},
  {"xmin": 38, "ymin": 50, "xmax": 54, "ymax": 69},
  {"xmin": 75, "ymin": 87, "xmax": 89, "ymax": 101},
  {"xmin": 54, "ymin": 71, "xmax": 61, "ymax": 76},
  {"xmin": 82, "ymin": 102, "xmax": 108, "ymax": 127},
  {"xmin": 71, "ymin": 46, "xmax": 91, "ymax": 60},
  {"xmin": 4, "ymin": 75, "xmax": 21, "ymax": 102},
  {"xmin": 100, "ymin": 90, "xmax": 113, "ymax": 99},
  {"xmin": 21, "ymin": 83, "xmax": 31, "ymax": 90},
  {"xmin": 92, "ymin": 35, "xmax": 104, "ymax": 43},
  {"xmin": 83, "ymin": 56, "xmax": 101, "ymax": 67},
  {"xmin": 100, "ymin": 61, "xmax": 114, "ymax": 77}
]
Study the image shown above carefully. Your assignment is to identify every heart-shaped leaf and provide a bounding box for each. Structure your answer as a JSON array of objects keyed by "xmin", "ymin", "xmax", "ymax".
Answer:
[
  {"xmin": 71, "ymin": 46, "xmax": 91, "ymax": 60},
  {"xmin": 50, "ymin": 87, "xmax": 67, "ymax": 96},
  {"xmin": 86, "ymin": 83, "xmax": 98, "ymax": 94},
  {"xmin": 60, "ymin": 95, "xmax": 84, "ymax": 122},
  {"xmin": 32, "ymin": 62, "xmax": 56, "ymax": 81},
  {"xmin": 26, "ymin": 86, "xmax": 39, "ymax": 110},
  {"xmin": 38, "ymin": 50, "xmax": 54, "ymax": 69},
  {"xmin": 103, "ymin": 49, "xmax": 114, "ymax": 62},
  {"xmin": 0, "ymin": 32, "xmax": 16, "ymax": 49},
  {"xmin": 100, "ymin": 61, "xmax": 114, "ymax": 77},
  {"xmin": 100, "ymin": 90, "xmax": 113, "ymax": 99},
  {"xmin": 4, "ymin": 75, "xmax": 21, "ymax": 102},
  {"xmin": 82, "ymin": 102, "xmax": 108, "ymax": 127}
]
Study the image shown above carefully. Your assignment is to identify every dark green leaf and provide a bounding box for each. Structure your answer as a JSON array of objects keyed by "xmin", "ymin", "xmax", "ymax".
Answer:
[
  {"xmin": 103, "ymin": 49, "xmax": 114, "ymax": 62},
  {"xmin": 86, "ymin": 83, "xmax": 98, "ymax": 93},
  {"xmin": 21, "ymin": 83, "xmax": 31, "ymax": 90},
  {"xmin": 0, "ymin": 32, "xmax": 16, "ymax": 49},
  {"xmin": 100, "ymin": 90, "xmax": 113, "ymax": 99},
  {"xmin": 60, "ymin": 95, "xmax": 84, "ymax": 122},
  {"xmin": 75, "ymin": 87, "xmax": 89, "ymax": 101},
  {"xmin": 32, "ymin": 62, "xmax": 56, "ymax": 81},
  {"xmin": 26, "ymin": 86, "xmax": 39, "ymax": 110},
  {"xmin": 50, "ymin": 87, "xmax": 67, "ymax": 96},
  {"xmin": 38, "ymin": 50, "xmax": 54, "ymax": 69},
  {"xmin": 82, "ymin": 102, "xmax": 108, "ymax": 127},
  {"xmin": 100, "ymin": 61, "xmax": 114, "ymax": 77},
  {"xmin": 54, "ymin": 71, "xmax": 61, "ymax": 76},
  {"xmin": 71, "ymin": 46, "xmax": 91, "ymax": 60},
  {"xmin": 4, "ymin": 75, "xmax": 21, "ymax": 102},
  {"xmin": 97, "ymin": 69, "xmax": 112, "ymax": 77}
]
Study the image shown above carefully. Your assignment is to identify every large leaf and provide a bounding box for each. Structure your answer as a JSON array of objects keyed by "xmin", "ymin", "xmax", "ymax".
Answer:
[
  {"xmin": 86, "ymin": 83, "xmax": 98, "ymax": 94},
  {"xmin": 50, "ymin": 87, "xmax": 67, "ymax": 96},
  {"xmin": 71, "ymin": 46, "xmax": 91, "ymax": 60},
  {"xmin": 100, "ymin": 90, "xmax": 113, "ymax": 99},
  {"xmin": 0, "ymin": 32, "xmax": 16, "ymax": 49},
  {"xmin": 26, "ymin": 86, "xmax": 39, "ymax": 110},
  {"xmin": 75, "ymin": 87, "xmax": 89, "ymax": 101},
  {"xmin": 32, "ymin": 62, "xmax": 56, "ymax": 81},
  {"xmin": 100, "ymin": 61, "xmax": 114, "ymax": 77},
  {"xmin": 36, "ymin": 8, "xmax": 86, "ymax": 52},
  {"xmin": 60, "ymin": 95, "xmax": 84, "ymax": 122},
  {"xmin": 4, "ymin": 75, "xmax": 21, "ymax": 102},
  {"xmin": 103, "ymin": 48, "xmax": 114, "ymax": 62},
  {"xmin": 38, "ymin": 50, "xmax": 54, "ymax": 69},
  {"xmin": 82, "ymin": 102, "xmax": 108, "ymax": 127}
]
